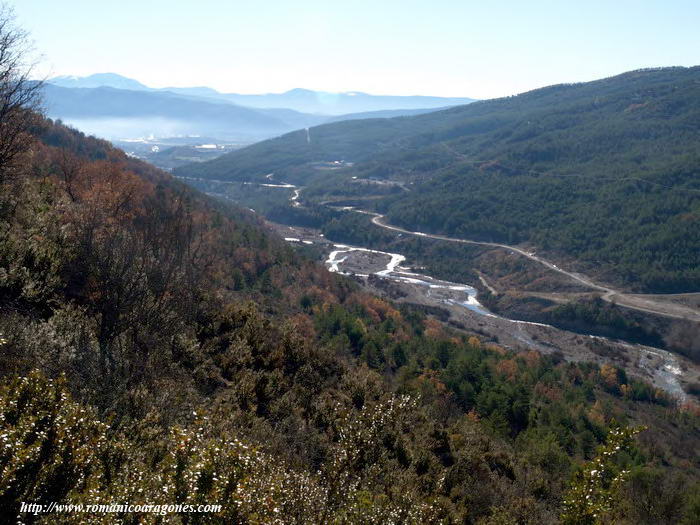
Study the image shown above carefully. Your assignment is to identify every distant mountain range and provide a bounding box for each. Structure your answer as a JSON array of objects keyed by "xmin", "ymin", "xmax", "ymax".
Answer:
[
  {"xmin": 40, "ymin": 74, "xmax": 475, "ymax": 144},
  {"xmin": 40, "ymin": 83, "xmax": 328, "ymax": 142},
  {"xmin": 50, "ymin": 73, "xmax": 150, "ymax": 91},
  {"xmin": 48, "ymin": 73, "xmax": 475, "ymax": 116}
]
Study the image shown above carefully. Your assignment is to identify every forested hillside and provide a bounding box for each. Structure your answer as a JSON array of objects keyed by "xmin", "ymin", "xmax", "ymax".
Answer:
[
  {"xmin": 1, "ymin": 106, "xmax": 699, "ymax": 525},
  {"xmin": 2, "ymin": 64, "xmax": 700, "ymax": 523},
  {"xmin": 177, "ymin": 67, "xmax": 700, "ymax": 292}
]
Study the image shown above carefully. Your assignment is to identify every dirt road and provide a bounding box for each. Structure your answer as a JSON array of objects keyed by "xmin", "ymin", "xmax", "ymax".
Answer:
[{"xmin": 360, "ymin": 212, "xmax": 700, "ymax": 322}]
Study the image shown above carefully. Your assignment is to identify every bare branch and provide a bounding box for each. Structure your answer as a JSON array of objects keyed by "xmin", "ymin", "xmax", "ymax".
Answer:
[{"xmin": 0, "ymin": 3, "xmax": 42, "ymax": 182}]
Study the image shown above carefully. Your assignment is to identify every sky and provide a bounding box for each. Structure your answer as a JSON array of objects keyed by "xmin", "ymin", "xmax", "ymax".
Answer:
[{"xmin": 9, "ymin": 0, "xmax": 700, "ymax": 99}]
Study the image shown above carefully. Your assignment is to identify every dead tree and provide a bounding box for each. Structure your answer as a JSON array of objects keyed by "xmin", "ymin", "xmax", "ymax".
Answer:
[{"xmin": 0, "ymin": 4, "xmax": 42, "ymax": 182}]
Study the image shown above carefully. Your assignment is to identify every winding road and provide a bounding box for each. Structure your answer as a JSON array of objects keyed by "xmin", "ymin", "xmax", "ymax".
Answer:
[
  {"xmin": 199, "ymin": 178, "xmax": 695, "ymax": 400},
  {"xmin": 186, "ymin": 172, "xmax": 700, "ymax": 323},
  {"xmin": 345, "ymin": 209, "xmax": 700, "ymax": 322}
]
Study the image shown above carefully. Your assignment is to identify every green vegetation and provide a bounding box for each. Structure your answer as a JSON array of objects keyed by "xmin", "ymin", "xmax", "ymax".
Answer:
[
  {"xmin": 1, "ymin": 20, "xmax": 699, "ymax": 521},
  {"xmin": 1, "ymin": 109, "xmax": 698, "ymax": 524},
  {"xmin": 178, "ymin": 67, "xmax": 700, "ymax": 293},
  {"xmin": 560, "ymin": 425, "xmax": 643, "ymax": 524}
]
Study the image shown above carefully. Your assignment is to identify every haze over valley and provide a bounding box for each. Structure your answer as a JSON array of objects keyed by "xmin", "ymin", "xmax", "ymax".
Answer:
[{"xmin": 40, "ymin": 73, "xmax": 476, "ymax": 169}]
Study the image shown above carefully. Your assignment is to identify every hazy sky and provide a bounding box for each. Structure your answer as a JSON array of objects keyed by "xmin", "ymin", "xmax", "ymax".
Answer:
[{"xmin": 10, "ymin": 0, "xmax": 700, "ymax": 98}]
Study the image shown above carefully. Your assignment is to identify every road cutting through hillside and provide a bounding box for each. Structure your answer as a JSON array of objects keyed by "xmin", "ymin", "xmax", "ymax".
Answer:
[
  {"xmin": 197, "ymin": 179, "xmax": 695, "ymax": 400},
  {"xmin": 191, "ymin": 171, "xmax": 699, "ymax": 323},
  {"xmin": 273, "ymin": 219, "xmax": 692, "ymax": 401},
  {"xmin": 353, "ymin": 211, "xmax": 700, "ymax": 322}
]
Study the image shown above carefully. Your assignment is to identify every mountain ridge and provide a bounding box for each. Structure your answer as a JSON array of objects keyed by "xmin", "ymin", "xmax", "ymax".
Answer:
[
  {"xmin": 175, "ymin": 66, "xmax": 700, "ymax": 293},
  {"xmin": 40, "ymin": 78, "xmax": 474, "ymax": 148},
  {"xmin": 41, "ymin": 83, "xmax": 315, "ymax": 141},
  {"xmin": 47, "ymin": 72, "xmax": 476, "ymax": 114}
]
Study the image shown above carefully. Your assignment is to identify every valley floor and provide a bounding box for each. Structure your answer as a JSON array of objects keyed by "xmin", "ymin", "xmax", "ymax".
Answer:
[
  {"xmin": 367, "ymin": 211, "xmax": 700, "ymax": 323},
  {"xmin": 192, "ymin": 175, "xmax": 700, "ymax": 403},
  {"xmin": 268, "ymin": 220, "xmax": 700, "ymax": 402}
]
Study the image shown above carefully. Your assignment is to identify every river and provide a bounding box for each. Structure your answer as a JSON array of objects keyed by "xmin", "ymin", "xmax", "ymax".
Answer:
[{"xmin": 185, "ymin": 175, "xmax": 692, "ymax": 402}]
